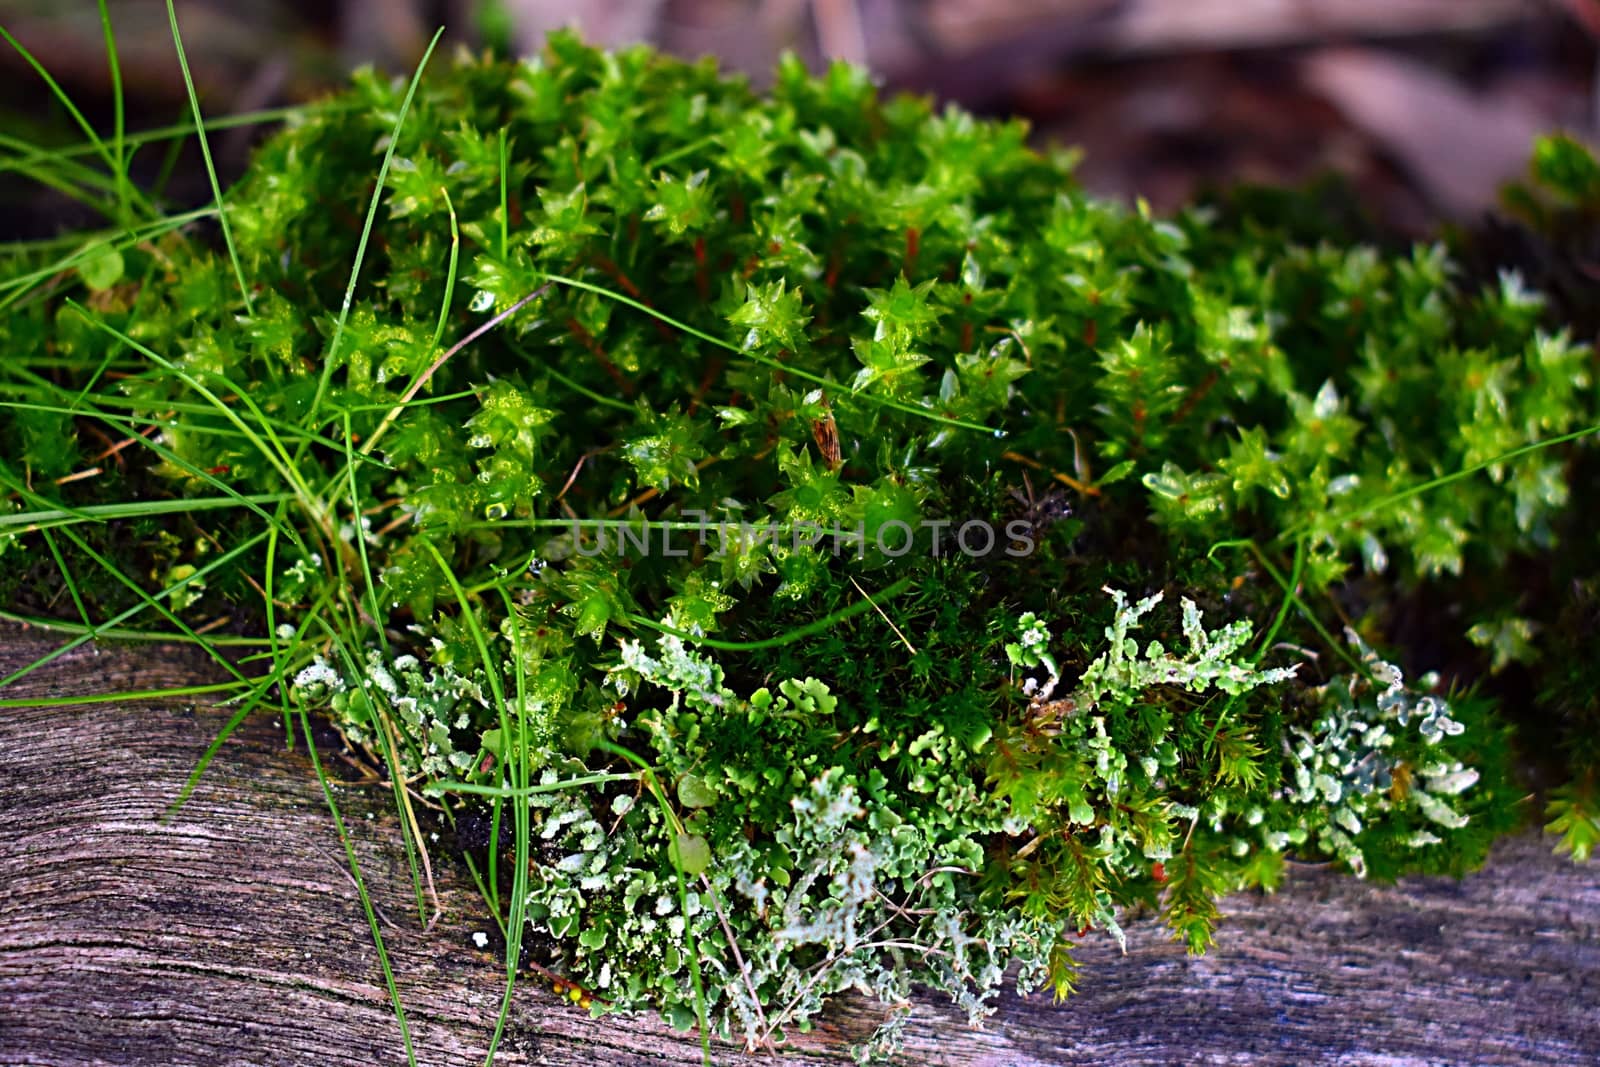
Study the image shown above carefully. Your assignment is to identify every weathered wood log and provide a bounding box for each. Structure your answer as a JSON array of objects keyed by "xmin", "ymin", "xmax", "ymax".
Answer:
[{"xmin": 2, "ymin": 627, "xmax": 1596, "ymax": 1066}]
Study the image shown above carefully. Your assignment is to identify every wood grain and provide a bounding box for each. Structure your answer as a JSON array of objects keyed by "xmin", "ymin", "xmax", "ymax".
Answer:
[{"xmin": 1, "ymin": 626, "xmax": 1596, "ymax": 1066}]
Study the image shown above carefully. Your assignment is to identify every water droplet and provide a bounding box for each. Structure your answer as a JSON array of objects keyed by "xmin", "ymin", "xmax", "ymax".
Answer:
[
  {"xmin": 484, "ymin": 502, "xmax": 508, "ymax": 520},
  {"xmin": 470, "ymin": 290, "xmax": 495, "ymax": 313}
]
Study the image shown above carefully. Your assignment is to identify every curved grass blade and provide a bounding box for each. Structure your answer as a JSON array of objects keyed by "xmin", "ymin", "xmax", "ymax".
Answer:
[
  {"xmin": 309, "ymin": 28, "xmax": 444, "ymax": 425},
  {"xmin": 96, "ymin": 0, "xmax": 129, "ymax": 223},
  {"xmin": 0, "ymin": 23, "xmax": 151, "ymax": 220},
  {"xmin": 0, "ymin": 679, "xmax": 253, "ymax": 710},
  {"xmin": 0, "ymin": 527, "xmax": 269, "ymax": 689},
  {"xmin": 630, "ymin": 573, "xmax": 916, "ymax": 651},
  {"xmin": 0, "ymin": 611, "xmax": 272, "ymax": 647},
  {"xmin": 300, "ymin": 707, "xmax": 419, "ymax": 1067},
  {"xmin": 0, "ymin": 104, "xmax": 354, "ymax": 180},
  {"xmin": 536, "ymin": 271, "xmax": 1001, "ymax": 436},
  {"xmin": 1274, "ymin": 423, "xmax": 1600, "ymax": 545},
  {"xmin": 483, "ymin": 585, "xmax": 530, "ymax": 1066},
  {"xmin": 163, "ymin": 0, "xmax": 252, "ymax": 314},
  {"xmin": 164, "ymin": 586, "xmax": 334, "ymax": 818}
]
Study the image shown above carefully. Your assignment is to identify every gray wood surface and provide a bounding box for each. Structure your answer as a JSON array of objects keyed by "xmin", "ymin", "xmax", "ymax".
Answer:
[{"xmin": 1, "ymin": 626, "xmax": 1596, "ymax": 1066}]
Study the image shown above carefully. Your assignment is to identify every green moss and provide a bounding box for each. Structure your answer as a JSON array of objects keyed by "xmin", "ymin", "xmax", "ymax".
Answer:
[{"xmin": 2, "ymin": 33, "xmax": 1597, "ymax": 1056}]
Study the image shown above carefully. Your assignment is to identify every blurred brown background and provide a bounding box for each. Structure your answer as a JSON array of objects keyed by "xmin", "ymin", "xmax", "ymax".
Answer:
[{"xmin": 2, "ymin": 0, "xmax": 1598, "ymax": 235}]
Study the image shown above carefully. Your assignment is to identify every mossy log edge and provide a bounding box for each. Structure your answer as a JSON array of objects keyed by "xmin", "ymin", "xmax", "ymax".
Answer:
[{"xmin": 1, "ymin": 626, "xmax": 1594, "ymax": 1066}]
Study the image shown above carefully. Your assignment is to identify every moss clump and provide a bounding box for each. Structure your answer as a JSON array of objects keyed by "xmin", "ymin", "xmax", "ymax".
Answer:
[{"xmin": 2, "ymin": 34, "xmax": 1596, "ymax": 1055}]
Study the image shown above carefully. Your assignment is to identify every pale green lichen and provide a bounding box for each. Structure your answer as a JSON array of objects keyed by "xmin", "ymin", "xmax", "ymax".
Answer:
[{"xmin": 1274, "ymin": 633, "xmax": 1478, "ymax": 877}]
